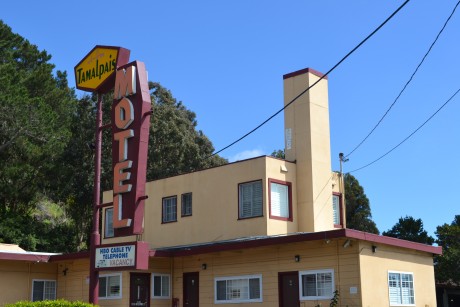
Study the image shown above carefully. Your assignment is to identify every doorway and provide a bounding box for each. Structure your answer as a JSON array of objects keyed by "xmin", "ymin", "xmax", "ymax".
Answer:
[
  {"xmin": 183, "ymin": 272, "xmax": 199, "ymax": 307},
  {"xmin": 130, "ymin": 273, "xmax": 150, "ymax": 307},
  {"xmin": 279, "ymin": 271, "xmax": 299, "ymax": 307}
]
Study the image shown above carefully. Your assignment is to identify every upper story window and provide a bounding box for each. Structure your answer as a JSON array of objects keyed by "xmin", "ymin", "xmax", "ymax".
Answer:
[
  {"xmin": 181, "ymin": 193, "xmax": 192, "ymax": 217},
  {"xmin": 105, "ymin": 207, "xmax": 114, "ymax": 238},
  {"xmin": 162, "ymin": 196, "xmax": 177, "ymax": 223},
  {"xmin": 332, "ymin": 194, "xmax": 343, "ymax": 227},
  {"xmin": 99, "ymin": 273, "xmax": 122, "ymax": 299},
  {"xmin": 268, "ymin": 179, "xmax": 292, "ymax": 221},
  {"xmin": 388, "ymin": 271, "xmax": 415, "ymax": 306},
  {"xmin": 238, "ymin": 180, "xmax": 263, "ymax": 219},
  {"xmin": 299, "ymin": 269, "xmax": 334, "ymax": 300},
  {"xmin": 215, "ymin": 274, "xmax": 262, "ymax": 303},
  {"xmin": 32, "ymin": 280, "xmax": 56, "ymax": 301}
]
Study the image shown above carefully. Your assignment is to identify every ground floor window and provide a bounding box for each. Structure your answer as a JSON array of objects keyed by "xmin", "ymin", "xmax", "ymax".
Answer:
[
  {"xmin": 215, "ymin": 274, "xmax": 262, "ymax": 303},
  {"xmin": 299, "ymin": 269, "xmax": 334, "ymax": 300},
  {"xmin": 388, "ymin": 271, "xmax": 415, "ymax": 306},
  {"xmin": 99, "ymin": 273, "xmax": 122, "ymax": 299},
  {"xmin": 32, "ymin": 280, "xmax": 56, "ymax": 301},
  {"xmin": 152, "ymin": 273, "xmax": 171, "ymax": 299}
]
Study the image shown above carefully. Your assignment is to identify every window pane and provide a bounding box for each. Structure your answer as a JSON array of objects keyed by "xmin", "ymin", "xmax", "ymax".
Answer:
[
  {"xmin": 271, "ymin": 182, "xmax": 289, "ymax": 218},
  {"xmin": 32, "ymin": 281, "xmax": 44, "ymax": 301},
  {"xmin": 108, "ymin": 275, "xmax": 120, "ymax": 296},
  {"xmin": 105, "ymin": 208, "xmax": 114, "ymax": 237},
  {"xmin": 317, "ymin": 273, "xmax": 332, "ymax": 297},
  {"xmin": 161, "ymin": 275, "xmax": 170, "ymax": 297},
  {"xmin": 153, "ymin": 276, "xmax": 162, "ymax": 297},
  {"xmin": 44, "ymin": 281, "xmax": 56, "ymax": 300},
  {"xmin": 332, "ymin": 195, "xmax": 340, "ymax": 225},
  {"xmin": 163, "ymin": 197, "xmax": 177, "ymax": 222},
  {"xmin": 216, "ymin": 280, "xmax": 226, "ymax": 300},
  {"xmin": 182, "ymin": 193, "xmax": 192, "ymax": 216},
  {"xmin": 302, "ymin": 274, "xmax": 317, "ymax": 296},
  {"xmin": 99, "ymin": 276, "xmax": 107, "ymax": 298},
  {"xmin": 239, "ymin": 181, "xmax": 262, "ymax": 218},
  {"xmin": 249, "ymin": 278, "xmax": 261, "ymax": 299}
]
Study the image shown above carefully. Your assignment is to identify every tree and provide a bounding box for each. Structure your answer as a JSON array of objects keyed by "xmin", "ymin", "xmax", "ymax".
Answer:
[
  {"xmin": 344, "ymin": 173, "xmax": 379, "ymax": 234},
  {"xmin": 0, "ymin": 21, "xmax": 75, "ymax": 215},
  {"xmin": 435, "ymin": 215, "xmax": 460, "ymax": 285},
  {"xmin": 271, "ymin": 149, "xmax": 285, "ymax": 159},
  {"xmin": 382, "ymin": 216, "xmax": 434, "ymax": 244},
  {"xmin": 148, "ymin": 82, "xmax": 227, "ymax": 180}
]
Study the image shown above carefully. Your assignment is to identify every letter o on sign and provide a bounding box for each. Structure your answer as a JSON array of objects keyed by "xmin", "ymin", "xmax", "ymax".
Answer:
[{"xmin": 115, "ymin": 97, "xmax": 134, "ymax": 129}]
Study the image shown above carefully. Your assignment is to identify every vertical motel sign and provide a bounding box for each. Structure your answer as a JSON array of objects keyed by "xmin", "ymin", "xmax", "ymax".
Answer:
[{"xmin": 75, "ymin": 46, "xmax": 150, "ymax": 268}]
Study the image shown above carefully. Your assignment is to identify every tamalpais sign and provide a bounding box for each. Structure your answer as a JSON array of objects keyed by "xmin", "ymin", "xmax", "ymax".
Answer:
[{"xmin": 95, "ymin": 241, "xmax": 149, "ymax": 270}]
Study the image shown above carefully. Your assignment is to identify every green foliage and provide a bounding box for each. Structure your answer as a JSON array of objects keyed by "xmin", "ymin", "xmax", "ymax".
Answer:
[
  {"xmin": 344, "ymin": 174, "xmax": 379, "ymax": 234},
  {"xmin": 435, "ymin": 215, "xmax": 460, "ymax": 285},
  {"xmin": 270, "ymin": 149, "xmax": 285, "ymax": 159},
  {"xmin": 0, "ymin": 21, "xmax": 225, "ymax": 253},
  {"xmin": 329, "ymin": 290, "xmax": 340, "ymax": 307},
  {"xmin": 5, "ymin": 300, "xmax": 96, "ymax": 307},
  {"xmin": 148, "ymin": 82, "xmax": 227, "ymax": 180},
  {"xmin": 383, "ymin": 216, "xmax": 434, "ymax": 244}
]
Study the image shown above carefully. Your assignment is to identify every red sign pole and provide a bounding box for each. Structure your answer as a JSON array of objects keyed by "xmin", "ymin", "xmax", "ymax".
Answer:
[{"xmin": 89, "ymin": 93, "xmax": 103, "ymax": 304}]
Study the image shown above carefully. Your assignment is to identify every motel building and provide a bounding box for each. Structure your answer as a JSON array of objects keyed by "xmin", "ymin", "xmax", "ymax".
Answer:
[{"xmin": 0, "ymin": 68, "xmax": 441, "ymax": 307}]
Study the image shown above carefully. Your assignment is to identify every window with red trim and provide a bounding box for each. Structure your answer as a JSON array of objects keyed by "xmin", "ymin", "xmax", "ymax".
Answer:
[
  {"xmin": 332, "ymin": 193, "xmax": 343, "ymax": 227},
  {"xmin": 268, "ymin": 179, "xmax": 292, "ymax": 221}
]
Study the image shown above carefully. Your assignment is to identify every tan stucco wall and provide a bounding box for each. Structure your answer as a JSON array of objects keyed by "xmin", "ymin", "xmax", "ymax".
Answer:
[
  {"xmin": 0, "ymin": 260, "xmax": 57, "ymax": 306},
  {"xmin": 55, "ymin": 257, "xmax": 172, "ymax": 307},
  {"xmin": 171, "ymin": 239, "xmax": 361, "ymax": 307},
  {"xmin": 359, "ymin": 241, "xmax": 437, "ymax": 307},
  {"xmin": 103, "ymin": 157, "xmax": 300, "ymax": 248},
  {"xmin": 284, "ymin": 70, "xmax": 334, "ymax": 233}
]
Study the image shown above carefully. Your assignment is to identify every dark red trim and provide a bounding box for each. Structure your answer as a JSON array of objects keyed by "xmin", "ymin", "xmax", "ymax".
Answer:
[
  {"xmin": 161, "ymin": 195, "xmax": 177, "ymax": 224},
  {"xmin": 283, "ymin": 68, "xmax": 327, "ymax": 80},
  {"xmin": 48, "ymin": 229, "xmax": 441, "ymax": 262},
  {"xmin": 343, "ymin": 229, "xmax": 442, "ymax": 255},
  {"xmin": 268, "ymin": 178, "xmax": 293, "ymax": 222},
  {"xmin": 238, "ymin": 179, "xmax": 264, "ymax": 220},
  {"xmin": 151, "ymin": 229, "xmax": 442, "ymax": 257}
]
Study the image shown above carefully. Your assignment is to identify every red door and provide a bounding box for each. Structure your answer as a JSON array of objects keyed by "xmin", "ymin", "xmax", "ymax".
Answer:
[
  {"xmin": 279, "ymin": 271, "xmax": 299, "ymax": 307},
  {"xmin": 130, "ymin": 273, "xmax": 150, "ymax": 307},
  {"xmin": 183, "ymin": 272, "xmax": 199, "ymax": 307}
]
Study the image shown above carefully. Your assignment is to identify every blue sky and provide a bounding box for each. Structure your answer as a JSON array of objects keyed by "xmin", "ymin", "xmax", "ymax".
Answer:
[{"xmin": 2, "ymin": 1, "xmax": 459, "ymax": 237}]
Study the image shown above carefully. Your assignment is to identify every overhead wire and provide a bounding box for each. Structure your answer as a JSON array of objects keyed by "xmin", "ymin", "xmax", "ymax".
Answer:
[
  {"xmin": 207, "ymin": 0, "xmax": 411, "ymax": 159},
  {"xmin": 344, "ymin": 0, "xmax": 460, "ymax": 158},
  {"xmin": 347, "ymin": 86, "xmax": 460, "ymax": 174}
]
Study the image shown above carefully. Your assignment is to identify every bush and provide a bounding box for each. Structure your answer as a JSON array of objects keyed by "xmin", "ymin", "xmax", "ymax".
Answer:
[{"xmin": 6, "ymin": 300, "xmax": 96, "ymax": 307}]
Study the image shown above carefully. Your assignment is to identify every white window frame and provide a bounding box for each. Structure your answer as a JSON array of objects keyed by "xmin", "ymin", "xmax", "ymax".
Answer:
[
  {"xmin": 152, "ymin": 273, "xmax": 171, "ymax": 299},
  {"xmin": 99, "ymin": 272, "xmax": 122, "ymax": 300},
  {"xmin": 388, "ymin": 271, "xmax": 415, "ymax": 306},
  {"xmin": 299, "ymin": 269, "xmax": 335, "ymax": 300},
  {"xmin": 105, "ymin": 207, "xmax": 114, "ymax": 238},
  {"xmin": 332, "ymin": 194, "xmax": 340, "ymax": 226},
  {"xmin": 238, "ymin": 180, "xmax": 263, "ymax": 219},
  {"xmin": 31, "ymin": 279, "xmax": 56, "ymax": 301},
  {"xmin": 162, "ymin": 196, "xmax": 177, "ymax": 223},
  {"xmin": 214, "ymin": 274, "xmax": 263, "ymax": 304}
]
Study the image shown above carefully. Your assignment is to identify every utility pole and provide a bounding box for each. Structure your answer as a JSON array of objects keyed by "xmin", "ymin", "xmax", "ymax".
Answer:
[{"xmin": 339, "ymin": 153, "xmax": 349, "ymax": 176}]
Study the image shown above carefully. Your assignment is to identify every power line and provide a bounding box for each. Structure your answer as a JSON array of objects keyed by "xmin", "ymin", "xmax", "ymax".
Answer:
[
  {"xmin": 207, "ymin": 0, "xmax": 411, "ymax": 159},
  {"xmin": 347, "ymin": 86, "xmax": 460, "ymax": 174},
  {"xmin": 345, "ymin": 0, "xmax": 460, "ymax": 158}
]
